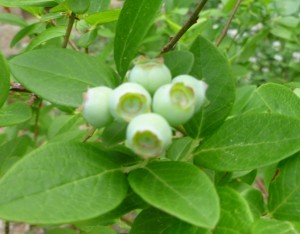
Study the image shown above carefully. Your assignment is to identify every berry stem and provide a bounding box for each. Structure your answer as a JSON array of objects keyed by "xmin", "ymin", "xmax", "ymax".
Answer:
[{"xmin": 160, "ymin": 0, "xmax": 208, "ymax": 54}]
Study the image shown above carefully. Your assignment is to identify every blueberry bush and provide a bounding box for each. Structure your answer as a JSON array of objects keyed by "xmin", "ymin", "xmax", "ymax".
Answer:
[{"xmin": 0, "ymin": 0, "xmax": 300, "ymax": 233}]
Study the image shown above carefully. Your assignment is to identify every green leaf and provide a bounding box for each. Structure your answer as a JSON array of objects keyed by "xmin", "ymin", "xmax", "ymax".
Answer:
[
  {"xmin": 130, "ymin": 208, "xmax": 200, "ymax": 234},
  {"xmin": 194, "ymin": 113, "xmax": 300, "ymax": 171},
  {"xmin": 166, "ymin": 137, "xmax": 195, "ymax": 161},
  {"xmin": 0, "ymin": 103, "xmax": 32, "ymax": 127},
  {"xmin": 214, "ymin": 187, "xmax": 254, "ymax": 234},
  {"xmin": 186, "ymin": 36, "xmax": 235, "ymax": 138},
  {"xmin": 163, "ymin": 51, "xmax": 194, "ymax": 77},
  {"xmin": 66, "ymin": 0, "xmax": 90, "ymax": 14},
  {"xmin": 101, "ymin": 121, "xmax": 127, "ymax": 147},
  {"xmin": 128, "ymin": 161, "xmax": 220, "ymax": 229},
  {"xmin": 85, "ymin": 9, "xmax": 121, "ymax": 26},
  {"xmin": 269, "ymin": 153, "xmax": 300, "ymax": 221},
  {"xmin": 0, "ymin": 13, "xmax": 27, "ymax": 27},
  {"xmin": 275, "ymin": 16, "xmax": 300, "ymax": 28},
  {"xmin": 230, "ymin": 85, "xmax": 256, "ymax": 116},
  {"xmin": 114, "ymin": 0, "xmax": 163, "ymax": 77},
  {"xmin": 0, "ymin": 143, "xmax": 128, "ymax": 224},
  {"xmin": 0, "ymin": 52, "xmax": 10, "ymax": 108},
  {"xmin": 251, "ymin": 219, "xmax": 300, "ymax": 234},
  {"xmin": 25, "ymin": 26, "xmax": 66, "ymax": 51},
  {"xmin": 9, "ymin": 48, "xmax": 120, "ymax": 107},
  {"xmin": 88, "ymin": 0, "xmax": 110, "ymax": 14},
  {"xmin": 257, "ymin": 83, "xmax": 300, "ymax": 119},
  {"xmin": 274, "ymin": 0, "xmax": 300, "ymax": 15},
  {"xmin": 10, "ymin": 23, "xmax": 44, "ymax": 48},
  {"xmin": 77, "ymin": 29, "xmax": 98, "ymax": 48},
  {"xmin": 0, "ymin": 135, "xmax": 33, "ymax": 177},
  {"xmin": 0, "ymin": 0, "xmax": 57, "ymax": 7},
  {"xmin": 80, "ymin": 226, "xmax": 116, "ymax": 234}
]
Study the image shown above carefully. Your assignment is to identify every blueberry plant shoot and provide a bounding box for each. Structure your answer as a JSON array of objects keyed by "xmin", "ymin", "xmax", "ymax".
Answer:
[{"xmin": 1, "ymin": 0, "xmax": 300, "ymax": 233}]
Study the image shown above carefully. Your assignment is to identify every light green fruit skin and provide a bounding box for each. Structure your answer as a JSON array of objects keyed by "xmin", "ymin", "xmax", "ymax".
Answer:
[
  {"xmin": 109, "ymin": 82, "xmax": 152, "ymax": 122},
  {"xmin": 172, "ymin": 75, "xmax": 208, "ymax": 112},
  {"xmin": 128, "ymin": 62, "xmax": 172, "ymax": 95},
  {"xmin": 152, "ymin": 83, "xmax": 195, "ymax": 126},
  {"xmin": 82, "ymin": 86, "xmax": 113, "ymax": 128},
  {"xmin": 126, "ymin": 113, "xmax": 172, "ymax": 158}
]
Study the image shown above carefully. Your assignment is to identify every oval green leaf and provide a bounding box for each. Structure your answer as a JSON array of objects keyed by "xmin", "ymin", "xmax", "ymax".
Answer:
[
  {"xmin": 269, "ymin": 152, "xmax": 300, "ymax": 221},
  {"xmin": 0, "ymin": 52, "xmax": 10, "ymax": 108},
  {"xmin": 257, "ymin": 83, "xmax": 300, "ymax": 119},
  {"xmin": 114, "ymin": 0, "xmax": 163, "ymax": 77},
  {"xmin": 130, "ymin": 208, "xmax": 200, "ymax": 234},
  {"xmin": 0, "ymin": 13, "xmax": 27, "ymax": 27},
  {"xmin": 0, "ymin": 143, "xmax": 128, "ymax": 224},
  {"xmin": 128, "ymin": 161, "xmax": 220, "ymax": 229},
  {"xmin": 0, "ymin": 103, "xmax": 32, "ymax": 127},
  {"xmin": 251, "ymin": 219, "xmax": 300, "ymax": 234},
  {"xmin": 9, "ymin": 48, "xmax": 120, "ymax": 107},
  {"xmin": 214, "ymin": 187, "xmax": 254, "ymax": 233},
  {"xmin": 85, "ymin": 9, "xmax": 121, "ymax": 26},
  {"xmin": 194, "ymin": 113, "xmax": 300, "ymax": 171},
  {"xmin": 186, "ymin": 36, "xmax": 235, "ymax": 138}
]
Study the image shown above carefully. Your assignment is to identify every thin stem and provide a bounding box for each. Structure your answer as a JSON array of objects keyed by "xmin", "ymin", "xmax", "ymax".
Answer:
[
  {"xmin": 34, "ymin": 99, "xmax": 43, "ymax": 143},
  {"xmin": 160, "ymin": 0, "xmax": 208, "ymax": 55},
  {"xmin": 5, "ymin": 221, "xmax": 9, "ymax": 234},
  {"xmin": 62, "ymin": 12, "xmax": 76, "ymax": 48},
  {"xmin": 81, "ymin": 127, "xmax": 96, "ymax": 142},
  {"xmin": 10, "ymin": 83, "xmax": 31, "ymax": 93},
  {"xmin": 215, "ymin": 0, "xmax": 243, "ymax": 47}
]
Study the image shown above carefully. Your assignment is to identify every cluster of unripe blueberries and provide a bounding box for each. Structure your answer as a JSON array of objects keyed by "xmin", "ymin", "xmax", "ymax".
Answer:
[{"xmin": 82, "ymin": 58, "xmax": 208, "ymax": 159}]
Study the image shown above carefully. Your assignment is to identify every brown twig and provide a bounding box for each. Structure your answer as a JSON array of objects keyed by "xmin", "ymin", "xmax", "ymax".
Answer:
[
  {"xmin": 10, "ymin": 83, "xmax": 31, "ymax": 93},
  {"xmin": 121, "ymin": 215, "xmax": 134, "ymax": 226},
  {"xmin": 215, "ymin": 0, "xmax": 243, "ymax": 47},
  {"xmin": 160, "ymin": 0, "xmax": 208, "ymax": 54},
  {"xmin": 62, "ymin": 12, "xmax": 76, "ymax": 48}
]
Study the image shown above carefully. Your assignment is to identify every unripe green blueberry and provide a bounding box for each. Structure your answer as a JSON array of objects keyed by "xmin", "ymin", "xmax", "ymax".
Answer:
[
  {"xmin": 110, "ymin": 82, "xmax": 151, "ymax": 122},
  {"xmin": 128, "ymin": 59, "xmax": 172, "ymax": 95},
  {"xmin": 172, "ymin": 75, "xmax": 208, "ymax": 112},
  {"xmin": 82, "ymin": 86, "xmax": 113, "ymax": 128},
  {"xmin": 152, "ymin": 83, "xmax": 195, "ymax": 126},
  {"xmin": 126, "ymin": 113, "xmax": 172, "ymax": 158}
]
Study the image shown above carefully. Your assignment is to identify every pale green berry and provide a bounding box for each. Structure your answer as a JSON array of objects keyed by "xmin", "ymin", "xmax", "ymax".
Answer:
[
  {"xmin": 110, "ymin": 82, "xmax": 151, "ymax": 122},
  {"xmin": 82, "ymin": 86, "xmax": 113, "ymax": 128},
  {"xmin": 126, "ymin": 113, "xmax": 172, "ymax": 158},
  {"xmin": 128, "ymin": 59, "xmax": 172, "ymax": 95},
  {"xmin": 172, "ymin": 75, "xmax": 208, "ymax": 112},
  {"xmin": 152, "ymin": 83, "xmax": 195, "ymax": 126}
]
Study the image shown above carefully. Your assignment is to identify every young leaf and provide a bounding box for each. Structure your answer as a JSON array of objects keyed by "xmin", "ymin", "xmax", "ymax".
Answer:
[
  {"xmin": 0, "ymin": 52, "xmax": 10, "ymax": 108},
  {"xmin": 194, "ymin": 113, "xmax": 300, "ymax": 171},
  {"xmin": 24, "ymin": 26, "xmax": 66, "ymax": 52},
  {"xmin": 0, "ymin": 103, "xmax": 32, "ymax": 127},
  {"xmin": 257, "ymin": 83, "xmax": 300, "ymax": 119},
  {"xmin": 251, "ymin": 219, "xmax": 300, "ymax": 234},
  {"xmin": 45, "ymin": 228, "xmax": 78, "ymax": 234},
  {"xmin": 88, "ymin": 0, "xmax": 110, "ymax": 14},
  {"xmin": 230, "ymin": 85, "xmax": 256, "ymax": 116},
  {"xmin": 214, "ymin": 187, "xmax": 254, "ymax": 233},
  {"xmin": 101, "ymin": 121, "xmax": 127, "ymax": 147},
  {"xmin": 163, "ymin": 51, "xmax": 195, "ymax": 77},
  {"xmin": 128, "ymin": 161, "xmax": 220, "ymax": 229},
  {"xmin": 269, "ymin": 152, "xmax": 300, "ymax": 221},
  {"xmin": 130, "ymin": 208, "xmax": 200, "ymax": 234},
  {"xmin": 85, "ymin": 9, "xmax": 121, "ymax": 26},
  {"xmin": 114, "ymin": 0, "xmax": 163, "ymax": 77},
  {"xmin": 186, "ymin": 36, "xmax": 235, "ymax": 138},
  {"xmin": 0, "ymin": 143, "xmax": 128, "ymax": 224},
  {"xmin": 9, "ymin": 49, "xmax": 120, "ymax": 107}
]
